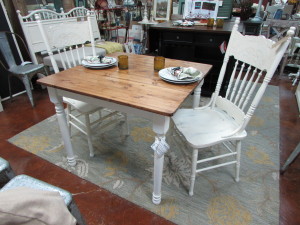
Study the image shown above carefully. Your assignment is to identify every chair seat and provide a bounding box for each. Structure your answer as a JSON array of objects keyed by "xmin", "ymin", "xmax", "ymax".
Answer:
[
  {"xmin": 9, "ymin": 63, "xmax": 44, "ymax": 76},
  {"xmin": 0, "ymin": 157, "xmax": 15, "ymax": 188},
  {"xmin": 43, "ymin": 46, "xmax": 106, "ymax": 69},
  {"xmin": 0, "ymin": 174, "xmax": 72, "ymax": 206},
  {"xmin": 0, "ymin": 157, "xmax": 9, "ymax": 172},
  {"xmin": 172, "ymin": 107, "xmax": 247, "ymax": 148},
  {"xmin": 63, "ymin": 97, "xmax": 102, "ymax": 113}
]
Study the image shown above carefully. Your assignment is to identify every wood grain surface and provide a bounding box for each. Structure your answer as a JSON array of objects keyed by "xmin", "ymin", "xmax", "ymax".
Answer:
[{"xmin": 38, "ymin": 53, "xmax": 212, "ymax": 116}]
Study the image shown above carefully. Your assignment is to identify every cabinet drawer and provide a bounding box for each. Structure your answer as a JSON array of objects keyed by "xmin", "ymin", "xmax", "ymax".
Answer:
[
  {"xmin": 195, "ymin": 34, "xmax": 228, "ymax": 45},
  {"xmin": 163, "ymin": 32, "xmax": 193, "ymax": 43}
]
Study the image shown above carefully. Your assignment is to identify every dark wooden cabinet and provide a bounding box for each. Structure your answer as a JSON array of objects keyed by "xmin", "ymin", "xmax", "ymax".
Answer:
[{"xmin": 149, "ymin": 21, "xmax": 242, "ymax": 96}]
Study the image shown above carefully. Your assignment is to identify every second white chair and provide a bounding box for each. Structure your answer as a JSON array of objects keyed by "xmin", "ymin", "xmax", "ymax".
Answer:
[
  {"xmin": 35, "ymin": 13, "xmax": 128, "ymax": 157},
  {"xmin": 172, "ymin": 18, "xmax": 294, "ymax": 196}
]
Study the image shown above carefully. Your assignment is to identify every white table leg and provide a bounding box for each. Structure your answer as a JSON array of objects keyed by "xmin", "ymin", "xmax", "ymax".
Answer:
[
  {"xmin": 47, "ymin": 87, "xmax": 76, "ymax": 166},
  {"xmin": 151, "ymin": 116, "xmax": 170, "ymax": 204},
  {"xmin": 193, "ymin": 79, "xmax": 204, "ymax": 108}
]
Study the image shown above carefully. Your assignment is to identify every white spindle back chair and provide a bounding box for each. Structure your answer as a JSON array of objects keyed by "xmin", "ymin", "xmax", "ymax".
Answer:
[
  {"xmin": 172, "ymin": 18, "xmax": 295, "ymax": 196},
  {"xmin": 35, "ymin": 13, "xmax": 128, "ymax": 157}
]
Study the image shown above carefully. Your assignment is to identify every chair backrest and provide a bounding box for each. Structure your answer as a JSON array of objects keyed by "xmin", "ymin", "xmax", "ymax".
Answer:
[
  {"xmin": 265, "ymin": 4, "xmax": 283, "ymax": 19},
  {"xmin": 211, "ymin": 18, "xmax": 294, "ymax": 136},
  {"xmin": 264, "ymin": 19, "xmax": 299, "ymax": 39},
  {"xmin": 35, "ymin": 11, "xmax": 96, "ymax": 73},
  {"xmin": 282, "ymin": 4, "xmax": 294, "ymax": 19},
  {"xmin": 17, "ymin": 7, "xmax": 100, "ymax": 64},
  {"xmin": 0, "ymin": 32, "xmax": 17, "ymax": 69},
  {"xmin": 273, "ymin": 9, "xmax": 283, "ymax": 19}
]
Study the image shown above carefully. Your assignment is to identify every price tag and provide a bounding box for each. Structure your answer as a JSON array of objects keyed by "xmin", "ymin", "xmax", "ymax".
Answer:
[{"xmin": 151, "ymin": 136, "xmax": 170, "ymax": 158}]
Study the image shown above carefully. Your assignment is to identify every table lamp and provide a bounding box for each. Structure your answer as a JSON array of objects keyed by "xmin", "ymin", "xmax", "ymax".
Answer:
[{"xmin": 251, "ymin": 0, "xmax": 263, "ymax": 21}]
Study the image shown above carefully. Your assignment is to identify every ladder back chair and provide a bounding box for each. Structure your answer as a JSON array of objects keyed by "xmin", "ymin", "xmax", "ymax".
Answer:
[
  {"xmin": 35, "ymin": 14, "xmax": 128, "ymax": 157},
  {"xmin": 172, "ymin": 18, "xmax": 295, "ymax": 196},
  {"xmin": 0, "ymin": 32, "xmax": 47, "ymax": 107}
]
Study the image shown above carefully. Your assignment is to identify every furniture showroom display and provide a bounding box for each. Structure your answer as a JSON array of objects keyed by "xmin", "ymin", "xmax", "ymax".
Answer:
[{"xmin": 37, "ymin": 52, "xmax": 212, "ymax": 205}]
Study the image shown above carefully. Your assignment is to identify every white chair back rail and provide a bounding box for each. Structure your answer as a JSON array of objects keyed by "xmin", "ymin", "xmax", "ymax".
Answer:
[
  {"xmin": 17, "ymin": 7, "xmax": 100, "ymax": 64},
  {"xmin": 35, "ymin": 12, "xmax": 97, "ymax": 73},
  {"xmin": 212, "ymin": 19, "xmax": 295, "ymax": 137}
]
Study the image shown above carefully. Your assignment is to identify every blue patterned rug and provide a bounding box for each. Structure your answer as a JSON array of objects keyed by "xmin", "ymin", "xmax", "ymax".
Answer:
[{"xmin": 9, "ymin": 86, "xmax": 279, "ymax": 225}]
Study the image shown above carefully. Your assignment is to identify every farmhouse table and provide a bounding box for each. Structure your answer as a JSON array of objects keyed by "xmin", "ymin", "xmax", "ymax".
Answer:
[{"xmin": 37, "ymin": 52, "xmax": 212, "ymax": 204}]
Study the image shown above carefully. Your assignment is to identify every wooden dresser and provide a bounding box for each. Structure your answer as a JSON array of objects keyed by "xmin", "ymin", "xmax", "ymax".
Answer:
[{"xmin": 149, "ymin": 21, "xmax": 243, "ymax": 96}]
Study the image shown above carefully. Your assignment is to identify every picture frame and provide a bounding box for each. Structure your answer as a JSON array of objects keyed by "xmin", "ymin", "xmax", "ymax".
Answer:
[
  {"xmin": 183, "ymin": 0, "xmax": 219, "ymax": 19},
  {"xmin": 153, "ymin": 0, "xmax": 172, "ymax": 21}
]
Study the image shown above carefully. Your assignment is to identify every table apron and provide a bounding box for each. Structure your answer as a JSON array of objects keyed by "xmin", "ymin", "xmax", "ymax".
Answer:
[{"xmin": 49, "ymin": 87, "xmax": 167, "ymax": 122}]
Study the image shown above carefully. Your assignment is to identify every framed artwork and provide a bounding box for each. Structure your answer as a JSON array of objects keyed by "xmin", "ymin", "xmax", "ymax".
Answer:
[
  {"xmin": 183, "ymin": 0, "xmax": 219, "ymax": 19},
  {"xmin": 153, "ymin": 0, "xmax": 172, "ymax": 20}
]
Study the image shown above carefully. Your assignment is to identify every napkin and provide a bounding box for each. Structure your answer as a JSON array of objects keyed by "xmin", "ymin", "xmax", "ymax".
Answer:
[
  {"xmin": 84, "ymin": 56, "xmax": 113, "ymax": 64},
  {"xmin": 171, "ymin": 67, "xmax": 201, "ymax": 80}
]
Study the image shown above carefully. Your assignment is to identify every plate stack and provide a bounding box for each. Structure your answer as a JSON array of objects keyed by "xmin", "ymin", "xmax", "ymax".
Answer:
[
  {"xmin": 82, "ymin": 56, "xmax": 117, "ymax": 69},
  {"xmin": 159, "ymin": 67, "xmax": 203, "ymax": 84}
]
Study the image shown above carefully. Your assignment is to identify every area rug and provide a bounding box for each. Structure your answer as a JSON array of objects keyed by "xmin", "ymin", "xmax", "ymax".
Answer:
[{"xmin": 9, "ymin": 86, "xmax": 280, "ymax": 225}]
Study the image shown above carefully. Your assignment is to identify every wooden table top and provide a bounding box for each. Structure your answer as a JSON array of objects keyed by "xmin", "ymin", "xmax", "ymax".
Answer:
[{"xmin": 37, "ymin": 53, "xmax": 212, "ymax": 116}]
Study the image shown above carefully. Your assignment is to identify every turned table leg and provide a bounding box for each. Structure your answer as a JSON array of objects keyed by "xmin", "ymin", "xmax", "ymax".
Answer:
[
  {"xmin": 48, "ymin": 87, "xmax": 76, "ymax": 166},
  {"xmin": 151, "ymin": 115, "xmax": 170, "ymax": 204}
]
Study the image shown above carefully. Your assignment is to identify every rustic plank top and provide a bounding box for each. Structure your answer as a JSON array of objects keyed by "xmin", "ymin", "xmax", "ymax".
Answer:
[{"xmin": 37, "ymin": 53, "xmax": 212, "ymax": 116}]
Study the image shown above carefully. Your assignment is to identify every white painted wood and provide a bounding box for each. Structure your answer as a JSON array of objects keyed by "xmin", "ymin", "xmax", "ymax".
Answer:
[
  {"xmin": 172, "ymin": 17, "xmax": 295, "ymax": 196},
  {"xmin": 46, "ymin": 86, "xmax": 175, "ymax": 205},
  {"xmin": 17, "ymin": 7, "xmax": 101, "ymax": 64},
  {"xmin": 35, "ymin": 12, "xmax": 127, "ymax": 158},
  {"xmin": 47, "ymin": 87, "xmax": 76, "ymax": 166},
  {"xmin": 192, "ymin": 79, "xmax": 204, "ymax": 108}
]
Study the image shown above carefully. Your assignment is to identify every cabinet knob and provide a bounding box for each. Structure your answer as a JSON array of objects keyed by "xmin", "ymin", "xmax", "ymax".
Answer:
[
  {"xmin": 177, "ymin": 36, "xmax": 179, "ymax": 40},
  {"xmin": 209, "ymin": 38, "xmax": 213, "ymax": 42}
]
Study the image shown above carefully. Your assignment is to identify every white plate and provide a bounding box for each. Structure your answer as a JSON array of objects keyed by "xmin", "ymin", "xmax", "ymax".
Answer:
[
  {"xmin": 82, "ymin": 57, "xmax": 117, "ymax": 68},
  {"xmin": 82, "ymin": 63, "xmax": 117, "ymax": 69},
  {"xmin": 159, "ymin": 67, "xmax": 202, "ymax": 84}
]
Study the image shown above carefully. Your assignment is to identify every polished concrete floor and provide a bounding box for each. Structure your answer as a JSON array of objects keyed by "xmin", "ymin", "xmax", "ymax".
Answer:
[{"xmin": 0, "ymin": 74, "xmax": 299, "ymax": 225}]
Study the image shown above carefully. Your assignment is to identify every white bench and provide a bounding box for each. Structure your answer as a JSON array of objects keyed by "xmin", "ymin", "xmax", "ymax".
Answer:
[{"xmin": 17, "ymin": 7, "xmax": 106, "ymax": 68}]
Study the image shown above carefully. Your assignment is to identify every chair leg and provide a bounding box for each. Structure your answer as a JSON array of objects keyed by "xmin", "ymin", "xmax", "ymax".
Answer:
[
  {"xmin": 279, "ymin": 53, "xmax": 288, "ymax": 77},
  {"xmin": 68, "ymin": 200, "xmax": 87, "ymax": 225},
  {"xmin": 66, "ymin": 104, "xmax": 72, "ymax": 136},
  {"xmin": 37, "ymin": 68, "xmax": 48, "ymax": 89},
  {"xmin": 235, "ymin": 140, "xmax": 241, "ymax": 182},
  {"xmin": 84, "ymin": 114, "xmax": 94, "ymax": 157},
  {"xmin": 21, "ymin": 75, "xmax": 34, "ymax": 107},
  {"xmin": 189, "ymin": 148, "xmax": 198, "ymax": 196}
]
